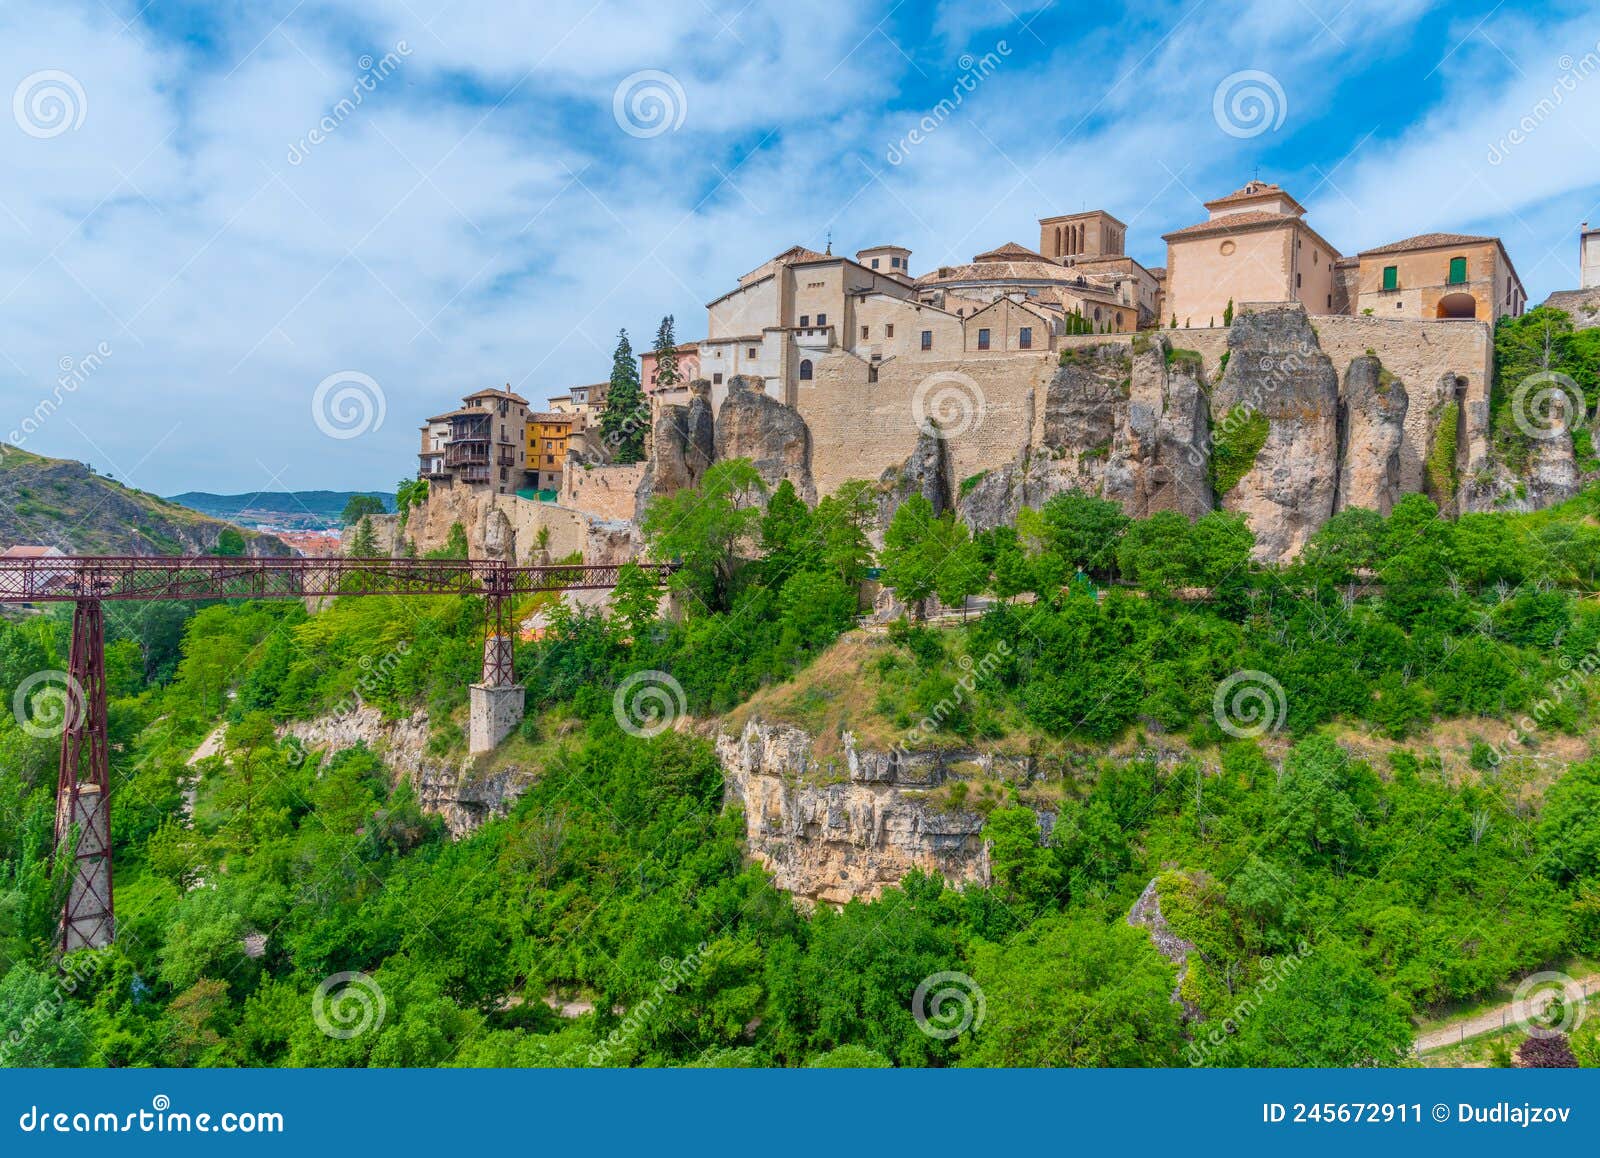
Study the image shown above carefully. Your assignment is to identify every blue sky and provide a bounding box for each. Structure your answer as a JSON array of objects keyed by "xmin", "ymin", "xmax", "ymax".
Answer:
[{"xmin": 0, "ymin": 0, "xmax": 1596, "ymax": 494}]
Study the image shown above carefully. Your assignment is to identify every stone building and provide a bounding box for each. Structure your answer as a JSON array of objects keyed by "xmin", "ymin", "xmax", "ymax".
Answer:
[
  {"xmin": 527, "ymin": 412, "xmax": 573, "ymax": 491},
  {"xmin": 640, "ymin": 342, "xmax": 701, "ymax": 394},
  {"xmin": 1354, "ymin": 233, "xmax": 1525, "ymax": 324},
  {"xmin": 1582, "ymin": 222, "xmax": 1599, "ymax": 289},
  {"xmin": 425, "ymin": 387, "xmax": 530, "ymax": 495},
  {"xmin": 1162, "ymin": 181, "xmax": 1343, "ymax": 328}
]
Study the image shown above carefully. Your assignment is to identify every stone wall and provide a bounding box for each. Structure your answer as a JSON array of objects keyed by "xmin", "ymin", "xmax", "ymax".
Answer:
[
  {"xmin": 800, "ymin": 350, "xmax": 1053, "ymax": 497},
  {"xmin": 407, "ymin": 484, "xmax": 591, "ymax": 561},
  {"xmin": 561, "ymin": 462, "xmax": 649, "ymax": 522}
]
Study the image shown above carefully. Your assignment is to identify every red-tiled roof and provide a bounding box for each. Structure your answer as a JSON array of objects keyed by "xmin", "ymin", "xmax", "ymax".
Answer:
[
  {"xmin": 972, "ymin": 241, "xmax": 1046, "ymax": 262},
  {"xmin": 1357, "ymin": 232, "xmax": 1496, "ymax": 256},
  {"xmin": 1, "ymin": 545, "xmax": 63, "ymax": 558},
  {"xmin": 1162, "ymin": 210, "xmax": 1296, "ymax": 239}
]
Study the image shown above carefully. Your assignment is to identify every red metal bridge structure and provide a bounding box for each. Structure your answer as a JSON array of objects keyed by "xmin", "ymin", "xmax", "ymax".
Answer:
[{"xmin": 0, "ymin": 554, "xmax": 673, "ymax": 953}]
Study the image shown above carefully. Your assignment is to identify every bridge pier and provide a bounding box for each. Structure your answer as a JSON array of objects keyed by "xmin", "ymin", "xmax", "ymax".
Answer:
[
  {"xmin": 57, "ymin": 599, "xmax": 114, "ymax": 951},
  {"xmin": 469, "ymin": 589, "xmax": 524, "ymax": 754}
]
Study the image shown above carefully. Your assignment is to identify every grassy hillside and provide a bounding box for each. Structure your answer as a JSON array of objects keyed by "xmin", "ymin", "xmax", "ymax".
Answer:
[{"xmin": 0, "ymin": 446, "xmax": 289, "ymax": 556}]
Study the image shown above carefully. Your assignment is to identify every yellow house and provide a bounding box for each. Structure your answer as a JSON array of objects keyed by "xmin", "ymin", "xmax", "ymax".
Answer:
[
  {"xmin": 1355, "ymin": 233, "xmax": 1525, "ymax": 325},
  {"xmin": 527, "ymin": 412, "xmax": 573, "ymax": 491}
]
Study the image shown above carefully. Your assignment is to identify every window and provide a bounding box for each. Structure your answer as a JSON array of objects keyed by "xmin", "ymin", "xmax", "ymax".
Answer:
[
  {"xmin": 891, "ymin": 256, "xmax": 901, "ymax": 268},
  {"xmin": 921, "ymin": 330, "xmax": 933, "ymax": 350},
  {"xmin": 713, "ymin": 372, "xmax": 723, "ymax": 384},
  {"xmin": 1018, "ymin": 326, "xmax": 1032, "ymax": 349},
  {"xmin": 816, "ymin": 313, "xmax": 827, "ymax": 326},
  {"xmin": 861, "ymin": 325, "xmax": 869, "ymax": 339},
  {"xmin": 885, "ymin": 324, "xmax": 894, "ymax": 338},
  {"xmin": 1116, "ymin": 312, "xmax": 1123, "ymax": 328},
  {"xmin": 1382, "ymin": 265, "xmax": 1398, "ymax": 291},
  {"xmin": 798, "ymin": 359, "xmax": 813, "ymax": 381},
  {"xmin": 977, "ymin": 328, "xmax": 991, "ymax": 350},
  {"xmin": 747, "ymin": 347, "xmax": 757, "ymax": 358},
  {"xmin": 1295, "ymin": 272, "xmax": 1302, "ymax": 288},
  {"xmin": 1448, "ymin": 256, "xmax": 1467, "ymax": 285},
  {"xmin": 1327, "ymin": 294, "xmax": 1333, "ymax": 308},
  {"xmin": 867, "ymin": 365, "xmax": 878, "ymax": 383},
  {"xmin": 799, "ymin": 315, "xmax": 809, "ymax": 327}
]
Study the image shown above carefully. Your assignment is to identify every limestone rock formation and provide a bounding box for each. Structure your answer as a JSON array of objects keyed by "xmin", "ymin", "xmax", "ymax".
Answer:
[
  {"xmin": 713, "ymin": 375, "xmax": 816, "ymax": 503},
  {"xmin": 1210, "ymin": 307, "xmax": 1341, "ymax": 560},
  {"xmin": 643, "ymin": 379, "xmax": 717, "ymax": 504},
  {"xmin": 1334, "ymin": 355, "xmax": 1409, "ymax": 515},
  {"xmin": 716, "ymin": 720, "xmax": 1026, "ymax": 904},
  {"xmin": 1127, "ymin": 875, "xmax": 1201, "ymax": 1021},
  {"xmin": 1102, "ymin": 336, "xmax": 1213, "ymax": 520},
  {"xmin": 876, "ymin": 421, "xmax": 952, "ymax": 534},
  {"xmin": 481, "ymin": 506, "xmax": 516, "ymax": 562}
]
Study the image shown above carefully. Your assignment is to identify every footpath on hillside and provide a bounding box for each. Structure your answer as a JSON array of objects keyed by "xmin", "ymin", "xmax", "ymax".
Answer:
[{"xmin": 1414, "ymin": 972, "xmax": 1599, "ymax": 1054}]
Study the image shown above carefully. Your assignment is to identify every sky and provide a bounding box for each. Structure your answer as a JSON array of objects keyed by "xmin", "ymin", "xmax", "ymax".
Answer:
[{"xmin": 0, "ymin": 0, "xmax": 1597, "ymax": 495}]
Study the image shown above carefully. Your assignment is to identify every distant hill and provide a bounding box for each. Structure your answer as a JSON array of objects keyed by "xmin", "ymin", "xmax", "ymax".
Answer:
[
  {"xmin": 168, "ymin": 489, "xmax": 394, "ymax": 530},
  {"xmin": 0, "ymin": 447, "xmax": 290, "ymax": 557}
]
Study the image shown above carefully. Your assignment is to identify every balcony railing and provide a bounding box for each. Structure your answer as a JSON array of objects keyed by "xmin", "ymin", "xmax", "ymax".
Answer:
[
  {"xmin": 455, "ymin": 465, "xmax": 491, "ymax": 483},
  {"xmin": 445, "ymin": 445, "xmax": 490, "ymax": 467}
]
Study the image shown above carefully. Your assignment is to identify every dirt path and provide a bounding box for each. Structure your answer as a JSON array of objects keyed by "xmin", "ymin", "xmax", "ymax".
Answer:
[
  {"xmin": 181, "ymin": 725, "xmax": 226, "ymax": 825},
  {"xmin": 1415, "ymin": 972, "xmax": 1600, "ymax": 1053}
]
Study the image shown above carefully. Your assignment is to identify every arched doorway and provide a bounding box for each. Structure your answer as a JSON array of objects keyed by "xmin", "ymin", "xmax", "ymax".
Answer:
[{"xmin": 1437, "ymin": 292, "xmax": 1477, "ymax": 319}]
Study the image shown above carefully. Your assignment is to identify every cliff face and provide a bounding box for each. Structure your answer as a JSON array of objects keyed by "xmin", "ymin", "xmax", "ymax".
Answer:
[
  {"xmin": 280, "ymin": 706, "xmax": 530, "ymax": 837},
  {"xmin": 1334, "ymin": 355, "xmax": 1409, "ymax": 515},
  {"xmin": 716, "ymin": 720, "xmax": 1019, "ymax": 904},
  {"xmin": 1210, "ymin": 308, "xmax": 1341, "ymax": 560},
  {"xmin": 713, "ymin": 376, "xmax": 817, "ymax": 503}
]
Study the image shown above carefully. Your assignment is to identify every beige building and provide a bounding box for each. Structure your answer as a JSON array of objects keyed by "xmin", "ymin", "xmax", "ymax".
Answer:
[
  {"xmin": 434, "ymin": 387, "xmax": 529, "ymax": 494},
  {"xmin": 1355, "ymin": 233, "xmax": 1525, "ymax": 324},
  {"xmin": 417, "ymin": 414, "xmax": 451, "ymax": 479},
  {"xmin": 1162, "ymin": 181, "xmax": 1342, "ymax": 328},
  {"xmin": 1581, "ymin": 222, "xmax": 1599, "ymax": 289}
]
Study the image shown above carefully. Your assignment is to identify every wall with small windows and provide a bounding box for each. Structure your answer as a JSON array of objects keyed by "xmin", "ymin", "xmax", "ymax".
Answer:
[{"xmin": 1354, "ymin": 241, "xmax": 1524, "ymax": 326}]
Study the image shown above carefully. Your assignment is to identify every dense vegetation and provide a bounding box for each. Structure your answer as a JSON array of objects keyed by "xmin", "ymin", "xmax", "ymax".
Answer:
[{"xmin": 4, "ymin": 448, "xmax": 1600, "ymax": 1068}]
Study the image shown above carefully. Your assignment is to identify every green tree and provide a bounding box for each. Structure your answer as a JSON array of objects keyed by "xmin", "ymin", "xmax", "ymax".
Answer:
[
  {"xmin": 652, "ymin": 315, "xmax": 682, "ymax": 390},
  {"xmin": 214, "ymin": 528, "xmax": 246, "ymax": 557},
  {"xmin": 1116, "ymin": 510, "xmax": 1194, "ymax": 591},
  {"xmin": 1206, "ymin": 940, "xmax": 1411, "ymax": 1067},
  {"xmin": 961, "ymin": 916, "xmax": 1184, "ymax": 1067},
  {"xmin": 600, "ymin": 328, "xmax": 647, "ymax": 464},
  {"xmin": 1040, "ymin": 491, "xmax": 1128, "ymax": 577},
  {"xmin": 642, "ymin": 459, "xmax": 765, "ymax": 613},
  {"xmin": 341, "ymin": 494, "xmax": 386, "ymax": 524},
  {"xmin": 760, "ymin": 479, "xmax": 818, "ymax": 578},
  {"xmin": 813, "ymin": 480, "xmax": 877, "ymax": 586},
  {"xmin": 0, "ymin": 964, "xmax": 91, "ymax": 1066},
  {"xmin": 611, "ymin": 561, "xmax": 661, "ymax": 640},
  {"xmin": 395, "ymin": 478, "xmax": 429, "ymax": 526},
  {"xmin": 346, "ymin": 515, "xmax": 379, "ymax": 558},
  {"xmin": 984, "ymin": 804, "xmax": 1063, "ymax": 910},
  {"xmin": 879, "ymin": 494, "xmax": 940, "ymax": 618}
]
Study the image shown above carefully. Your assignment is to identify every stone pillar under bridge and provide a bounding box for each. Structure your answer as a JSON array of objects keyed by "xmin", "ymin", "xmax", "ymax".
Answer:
[{"xmin": 469, "ymin": 630, "xmax": 523, "ymax": 754}]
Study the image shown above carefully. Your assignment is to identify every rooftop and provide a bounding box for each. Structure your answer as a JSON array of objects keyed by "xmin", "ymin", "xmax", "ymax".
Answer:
[{"xmin": 1357, "ymin": 232, "xmax": 1497, "ymax": 256}]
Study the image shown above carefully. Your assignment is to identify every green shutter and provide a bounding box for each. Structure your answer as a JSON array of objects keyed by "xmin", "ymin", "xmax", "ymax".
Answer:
[
  {"xmin": 1449, "ymin": 256, "xmax": 1467, "ymax": 284},
  {"xmin": 1382, "ymin": 265, "xmax": 1398, "ymax": 291}
]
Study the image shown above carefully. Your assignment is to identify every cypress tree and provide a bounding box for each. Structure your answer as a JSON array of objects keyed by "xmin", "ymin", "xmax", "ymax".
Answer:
[{"xmin": 601, "ymin": 328, "xmax": 646, "ymax": 463}]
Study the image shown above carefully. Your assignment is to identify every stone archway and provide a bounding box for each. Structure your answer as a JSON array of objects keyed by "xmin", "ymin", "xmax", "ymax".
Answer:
[{"xmin": 1437, "ymin": 292, "xmax": 1477, "ymax": 319}]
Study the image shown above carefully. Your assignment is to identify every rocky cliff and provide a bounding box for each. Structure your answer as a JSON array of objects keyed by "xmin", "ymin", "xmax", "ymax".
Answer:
[
  {"xmin": 1334, "ymin": 355, "xmax": 1409, "ymax": 515},
  {"xmin": 280, "ymin": 705, "xmax": 530, "ymax": 836},
  {"xmin": 713, "ymin": 376, "xmax": 817, "ymax": 503},
  {"xmin": 715, "ymin": 719, "xmax": 1027, "ymax": 904}
]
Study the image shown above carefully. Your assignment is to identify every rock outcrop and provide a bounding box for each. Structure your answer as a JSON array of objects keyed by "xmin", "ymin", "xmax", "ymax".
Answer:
[
  {"xmin": 717, "ymin": 720, "xmax": 1022, "ymax": 904},
  {"xmin": 876, "ymin": 421, "xmax": 952, "ymax": 534},
  {"xmin": 642, "ymin": 380, "xmax": 716, "ymax": 502},
  {"xmin": 482, "ymin": 507, "xmax": 516, "ymax": 562},
  {"xmin": 1334, "ymin": 355, "xmax": 1409, "ymax": 515},
  {"xmin": 1211, "ymin": 307, "xmax": 1341, "ymax": 560},
  {"xmin": 279, "ymin": 705, "xmax": 531, "ymax": 836},
  {"xmin": 713, "ymin": 375, "xmax": 816, "ymax": 503},
  {"xmin": 1103, "ymin": 337, "xmax": 1213, "ymax": 520}
]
